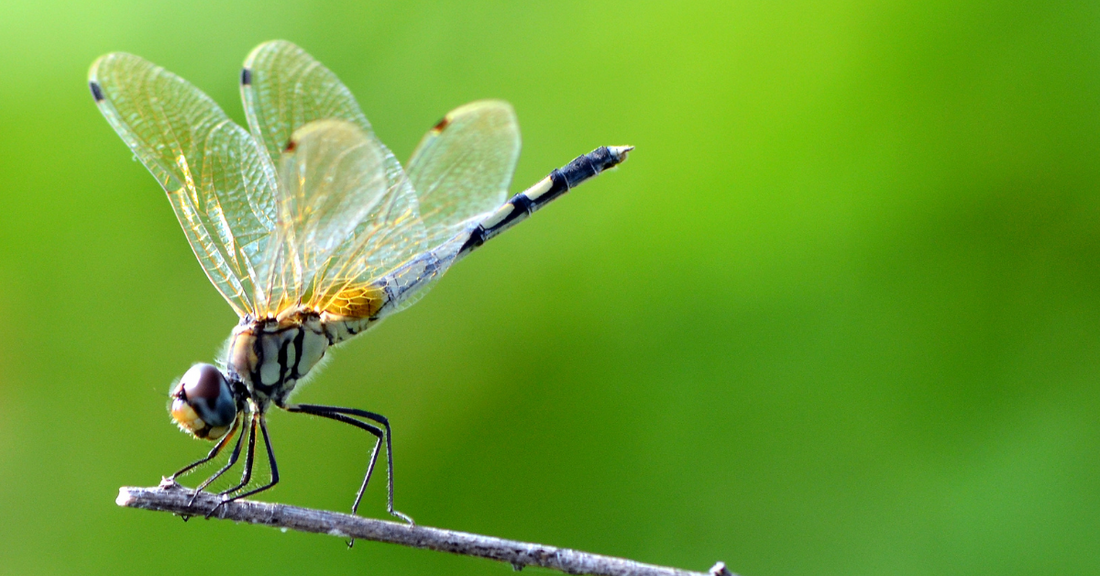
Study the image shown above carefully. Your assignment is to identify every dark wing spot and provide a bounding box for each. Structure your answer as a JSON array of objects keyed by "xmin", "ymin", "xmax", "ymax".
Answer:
[
  {"xmin": 241, "ymin": 68, "xmax": 252, "ymax": 86},
  {"xmin": 284, "ymin": 139, "xmax": 297, "ymax": 152},
  {"xmin": 89, "ymin": 81, "xmax": 104, "ymax": 102},
  {"xmin": 431, "ymin": 116, "xmax": 450, "ymax": 134}
]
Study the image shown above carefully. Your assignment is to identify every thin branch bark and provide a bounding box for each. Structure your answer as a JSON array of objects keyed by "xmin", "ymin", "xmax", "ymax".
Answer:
[{"xmin": 117, "ymin": 480, "xmax": 733, "ymax": 576}]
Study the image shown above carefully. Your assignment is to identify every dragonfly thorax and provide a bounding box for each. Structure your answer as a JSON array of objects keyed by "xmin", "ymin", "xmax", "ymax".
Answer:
[{"xmin": 227, "ymin": 309, "xmax": 332, "ymax": 407}]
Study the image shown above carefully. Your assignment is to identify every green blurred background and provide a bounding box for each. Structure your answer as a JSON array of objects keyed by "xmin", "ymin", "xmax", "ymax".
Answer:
[{"xmin": 1, "ymin": 0, "xmax": 1098, "ymax": 574}]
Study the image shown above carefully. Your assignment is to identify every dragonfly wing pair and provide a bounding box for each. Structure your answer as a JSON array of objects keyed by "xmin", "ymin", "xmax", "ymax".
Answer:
[{"xmin": 89, "ymin": 40, "xmax": 520, "ymax": 322}]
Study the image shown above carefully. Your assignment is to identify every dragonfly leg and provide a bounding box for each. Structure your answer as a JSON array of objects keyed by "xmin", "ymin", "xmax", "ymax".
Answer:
[
  {"xmin": 169, "ymin": 414, "xmax": 241, "ymax": 480},
  {"xmin": 284, "ymin": 403, "xmax": 414, "ymax": 525},
  {"xmin": 187, "ymin": 416, "xmax": 248, "ymax": 507},
  {"xmin": 216, "ymin": 414, "xmax": 258, "ymax": 496},
  {"xmin": 202, "ymin": 414, "xmax": 257, "ymax": 517},
  {"xmin": 208, "ymin": 415, "xmax": 279, "ymax": 517}
]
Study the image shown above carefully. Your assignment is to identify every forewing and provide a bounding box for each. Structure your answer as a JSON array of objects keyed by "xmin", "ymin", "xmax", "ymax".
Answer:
[
  {"xmin": 407, "ymin": 100, "xmax": 520, "ymax": 250},
  {"xmin": 90, "ymin": 53, "xmax": 278, "ymax": 318},
  {"xmin": 272, "ymin": 119, "xmax": 426, "ymax": 317},
  {"xmin": 242, "ymin": 40, "xmax": 380, "ymax": 166}
]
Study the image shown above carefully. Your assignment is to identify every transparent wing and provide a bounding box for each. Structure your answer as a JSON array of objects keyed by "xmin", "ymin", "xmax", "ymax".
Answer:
[
  {"xmin": 327, "ymin": 101, "xmax": 521, "ymax": 317},
  {"xmin": 241, "ymin": 40, "xmax": 431, "ymax": 315},
  {"xmin": 89, "ymin": 53, "xmax": 278, "ymax": 318},
  {"xmin": 241, "ymin": 40, "xmax": 388, "ymax": 170},
  {"xmin": 272, "ymin": 119, "xmax": 427, "ymax": 318},
  {"xmin": 407, "ymin": 100, "xmax": 521, "ymax": 250},
  {"xmin": 239, "ymin": 42, "xmax": 521, "ymax": 318}
]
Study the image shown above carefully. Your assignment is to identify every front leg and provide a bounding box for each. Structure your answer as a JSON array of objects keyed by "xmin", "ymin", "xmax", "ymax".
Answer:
[
  {"xmin": 170, "ymin": 415, "xmax": 241, "ymax": 480},
  {"xmin": 217, "ymin": 416, "xmax": 279, "ymax": 503},
  {"xmin": 187, "ymin": 416, "xmax": 248, "ymax": 506},
  {"xmin": 205, "ymin": 415, "xmax": 280, "ymax": 518}
]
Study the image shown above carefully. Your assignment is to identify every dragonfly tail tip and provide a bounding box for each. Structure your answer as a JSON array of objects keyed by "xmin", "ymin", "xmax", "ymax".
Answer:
[{"xmin": 608, "ymin": 145, "xmax": 635, "ymax": 163}]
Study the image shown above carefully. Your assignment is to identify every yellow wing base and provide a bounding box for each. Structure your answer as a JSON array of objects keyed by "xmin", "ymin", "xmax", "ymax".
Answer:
[{"xmin": 319, "ymin": 284, "xmax": 387, "ymax": 319}]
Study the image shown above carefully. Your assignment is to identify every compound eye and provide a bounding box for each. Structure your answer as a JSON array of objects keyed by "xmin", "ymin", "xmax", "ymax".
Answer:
[
  {"xmin": 170, "ymin": 364, "xmax": 237, "ymax": 440},
  {"xmin": 180, "ymin": 364, "xmax": 228, "ymax": 404}
]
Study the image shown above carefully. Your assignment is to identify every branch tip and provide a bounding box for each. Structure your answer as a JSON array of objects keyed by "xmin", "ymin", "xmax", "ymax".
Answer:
[{"xmin": 709, "ymin": 562, "xmax": 733, "ymax": 576}]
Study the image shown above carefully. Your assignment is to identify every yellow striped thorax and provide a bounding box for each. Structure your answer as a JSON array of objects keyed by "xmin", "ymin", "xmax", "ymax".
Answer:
[{"xmin": 228, "ymin": 309, "xmax": 329, "ymax": 405}]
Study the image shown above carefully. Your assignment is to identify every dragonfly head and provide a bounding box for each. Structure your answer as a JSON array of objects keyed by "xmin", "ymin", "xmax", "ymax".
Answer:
[{"xmin": 169, "ymin": 363, "xmax": 238, "ymax": 441}]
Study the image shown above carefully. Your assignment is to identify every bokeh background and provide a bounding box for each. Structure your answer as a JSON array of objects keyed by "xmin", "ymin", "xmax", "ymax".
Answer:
[{"xmin": 1, "ymin": 0, "xmax": 1098, "ymax": 574}]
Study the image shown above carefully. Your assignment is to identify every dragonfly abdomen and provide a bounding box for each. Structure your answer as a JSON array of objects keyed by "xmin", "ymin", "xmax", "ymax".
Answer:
[
  {"xmin": 320, "ymin": 314, "xmax": 378, "ymax": 345},
  {"xmin": 458, "ymin": 146, "xmax": 633, "ymax": 258}
]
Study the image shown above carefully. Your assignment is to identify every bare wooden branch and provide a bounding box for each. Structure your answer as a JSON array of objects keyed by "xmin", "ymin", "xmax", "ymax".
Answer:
[{"xmin": 117, "ymin": 480, "xmax": 733, "ymax": 576}]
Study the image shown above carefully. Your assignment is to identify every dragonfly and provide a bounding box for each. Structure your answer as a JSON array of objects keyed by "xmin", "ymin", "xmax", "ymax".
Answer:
[{"xmin": 88, "ymin": 40, "xmax": 631, "ymax": 521}]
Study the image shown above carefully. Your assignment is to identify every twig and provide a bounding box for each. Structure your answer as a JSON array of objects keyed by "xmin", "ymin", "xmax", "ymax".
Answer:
[{"xmin": 117, "ymin": 479, "xmax": 734, "ymax": 576}]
